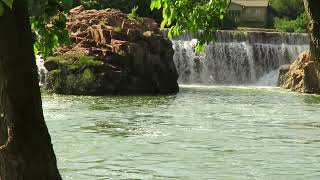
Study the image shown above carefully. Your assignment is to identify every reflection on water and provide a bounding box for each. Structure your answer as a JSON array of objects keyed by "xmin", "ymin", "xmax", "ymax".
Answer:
[
  {"xmin": 43, "ymin": 86, "xmax": 320, "ymax": 179},
  {"xmin": 303, "ymin": 95, "xmax": 320, "ymax": 104}
]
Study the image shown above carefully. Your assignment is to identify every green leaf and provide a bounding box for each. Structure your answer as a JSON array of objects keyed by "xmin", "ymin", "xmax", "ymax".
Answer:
[
  {"xmin": 160, "ymin": 19, "xmax": 167, "ymax": 29},
  {"xmin": 2, "ymin": 0, "xmax": 13, "ymax": 9},
  {"xmin": 150, "ymin": 1, "xmax": 155, "ymax": 10},
  {"xmin": 167, "ymin": 27, "xmax": 173, "ymax": 40},
  {"xmin": 61, "ymin": 0, "xmax": 73, "ymax": 9},
  {"xmin": 0, "ymin": 3, "xmax": 4, "ymax": 16},
  {"xmin": 33, "ymin": 44, "xmax": 39, "ymax": 57},
  {"xmin": 195, "ymin": 43, "xmax": 205, "ymax": 53},
  {"xmin": 150, "ymin": 0, "xmax": 161, "ymax": 10}
]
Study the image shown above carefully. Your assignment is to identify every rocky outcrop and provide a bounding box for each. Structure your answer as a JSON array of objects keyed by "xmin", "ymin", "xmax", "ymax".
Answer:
[
  {"xmin": 278, "ymin": 50, "xmax": 320, "ymax": 94},
  {"xmin": 45, "ymin": 6, "xmax": 179, "ymax": 95}
]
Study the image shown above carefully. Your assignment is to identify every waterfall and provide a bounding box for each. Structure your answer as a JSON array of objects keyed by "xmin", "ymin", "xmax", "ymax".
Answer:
[
  {"xmin": 173, "ymin": 30, "xmax": 309, "ymax": 86},
  {"xmin": 36, "ymin": 54, "xmax": 47, "ymax": 87}
]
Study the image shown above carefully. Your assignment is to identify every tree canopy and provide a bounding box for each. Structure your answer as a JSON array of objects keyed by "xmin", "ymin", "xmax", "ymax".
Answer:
[
  {"xmin": 152, "ymin": 0, "xmax": 230, "ymax": 51},
  {"xmin": 270, "ymin": 0, "xmax": 307, "ymax": 33},
  {"xmin": 270, "ymin": 0, "xmax": 304, "ymax": 20}
]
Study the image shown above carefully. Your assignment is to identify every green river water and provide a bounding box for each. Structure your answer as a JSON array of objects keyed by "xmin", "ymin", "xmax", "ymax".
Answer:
[{"xmin": 43, "ymin": 86, "xmax": 320, "ymax": 179}]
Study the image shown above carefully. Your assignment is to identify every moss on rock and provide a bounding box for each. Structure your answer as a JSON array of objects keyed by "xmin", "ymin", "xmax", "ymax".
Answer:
[{"xmin": 45, "ymin": 52, "xmax": 103, "ymax": 95}]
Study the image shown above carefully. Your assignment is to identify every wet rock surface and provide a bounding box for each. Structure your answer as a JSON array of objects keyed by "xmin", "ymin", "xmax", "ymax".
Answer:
[{"xmin": 278, "ymin": 50, "xmax": 320, "ymax": 94}]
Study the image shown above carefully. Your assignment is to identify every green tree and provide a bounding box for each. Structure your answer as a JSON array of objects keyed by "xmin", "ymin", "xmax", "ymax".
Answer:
[
  {"xmin": 270, "ymin": 0, "xmax": 307, "ymax": 32},
  {"xmin": 270, "ymin": 0, "xmax": 304, "ymax": 20},
  {"xmin": 274, "ymin": 13, "xmax": 307, "ymax": 33},
  {"xmin": 151, "ymin": 0, "xmax": 230, "ymax": 51}
]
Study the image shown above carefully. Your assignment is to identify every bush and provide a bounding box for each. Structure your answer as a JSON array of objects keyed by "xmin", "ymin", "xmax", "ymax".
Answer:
[{"xmin": 274, "ymin": 13, "xmax": 307, "ymax": 33}]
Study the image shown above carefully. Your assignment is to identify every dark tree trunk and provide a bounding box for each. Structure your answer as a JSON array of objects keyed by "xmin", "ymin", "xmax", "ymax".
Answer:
[
  {"xmin": 0, "ymin": 1, "xmax": 62, "ymax": 179},
  {"xmin": 304, "ymin": 0, "xmax": 320, "ymax": 66}
]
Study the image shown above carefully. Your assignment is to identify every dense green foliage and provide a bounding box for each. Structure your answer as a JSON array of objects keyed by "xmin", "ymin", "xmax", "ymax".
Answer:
[
  {"xmin": 151, "ymin": 0, "xmax": 230, "ymax": 51},
  {"xmin": 29, "ymin": 0, "xmax": 73, "ymax": 58},
  {"xmin": 270, "ymin": 0, "xmax": 307, "ymax": 33},
  {"xmin": 270, "ymin": 0, "xmax": 304, "ymax": 20},
  {"xmin": 274, "ymin": 13, "xmax": 307, "ymax": 33}
]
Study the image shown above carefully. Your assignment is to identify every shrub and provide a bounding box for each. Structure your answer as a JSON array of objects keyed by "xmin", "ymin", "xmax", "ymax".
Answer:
[
  {"xmin": 46, "ymin": 52, "xmax": 102, "ymax": 94},
  {"xmin": 274, "ymin": 13, "xmax": 307, "ymax": 33}
]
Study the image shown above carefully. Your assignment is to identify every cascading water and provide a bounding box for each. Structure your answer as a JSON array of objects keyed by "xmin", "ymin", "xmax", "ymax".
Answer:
[
  {"xmin": 36, "ymin": 54, "xmax": 47, "ymax": 86},
  {"xmin": 173, "ymin": 30, "xmax": 310, "ymax": 86}
]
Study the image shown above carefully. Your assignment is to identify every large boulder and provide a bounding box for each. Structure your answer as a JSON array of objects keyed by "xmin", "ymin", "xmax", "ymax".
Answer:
[
  {"xmin": 45, "ymin": 6, "xmax": 179, "ymax": 95},
  {"xmin": 278, "ymin": 50, "xmax": 320, "ymax": 94}
]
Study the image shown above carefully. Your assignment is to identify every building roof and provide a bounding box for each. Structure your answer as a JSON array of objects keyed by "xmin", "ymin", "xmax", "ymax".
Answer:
[{"xmin": 232, "ymin": 0, "xmax": 269, "ymax": 7}]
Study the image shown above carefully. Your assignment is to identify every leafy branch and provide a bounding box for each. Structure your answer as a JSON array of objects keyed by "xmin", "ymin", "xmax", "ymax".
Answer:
[{"xmin": 151, "ymin": 0, "xmax": 230, "ymax": 51}]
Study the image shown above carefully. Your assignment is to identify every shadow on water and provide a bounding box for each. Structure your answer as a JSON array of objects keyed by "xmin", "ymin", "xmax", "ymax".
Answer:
[{"xmin": 303, "ymin": 94, "xmax": 320, "ymax": 104}]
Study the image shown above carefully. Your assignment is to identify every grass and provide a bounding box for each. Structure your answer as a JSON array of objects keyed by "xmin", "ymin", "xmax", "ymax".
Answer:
[{"xmin": 236, "ymin": 27, "xmax": 281, "ymax": 32}]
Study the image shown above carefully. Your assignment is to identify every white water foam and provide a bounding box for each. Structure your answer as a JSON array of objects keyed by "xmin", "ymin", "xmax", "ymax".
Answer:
[{"xmin": 173, "ymin": 31, "xmax": 309, "ymax": 86}]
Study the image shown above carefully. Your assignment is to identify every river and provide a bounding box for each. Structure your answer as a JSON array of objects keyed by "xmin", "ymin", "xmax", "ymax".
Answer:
[{"xmin": 43, "ymin": 85, "xmax": 320, "ymax": 179}]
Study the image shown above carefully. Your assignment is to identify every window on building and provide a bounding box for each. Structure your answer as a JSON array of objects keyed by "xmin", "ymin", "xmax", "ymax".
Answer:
[
  {"xmin": 228, "ymin": 10, "xmax": 241, "ymax": 17},
  {"xmin": 255, "ymin": 9, "xmax": 261, "ymax": 16},
  {"xmin": 245, "ymin": 8, "xmax": 262, "ymax": 17}
]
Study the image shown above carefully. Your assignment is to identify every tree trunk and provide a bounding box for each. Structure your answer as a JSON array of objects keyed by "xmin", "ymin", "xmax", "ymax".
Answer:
[
  {"xmin": 304, "ymin": 0, "xmax": 320, "ymax": 66},
  {"xmin": 0, "ymin": 1, "xmax": 62, "ymax": 179}
]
